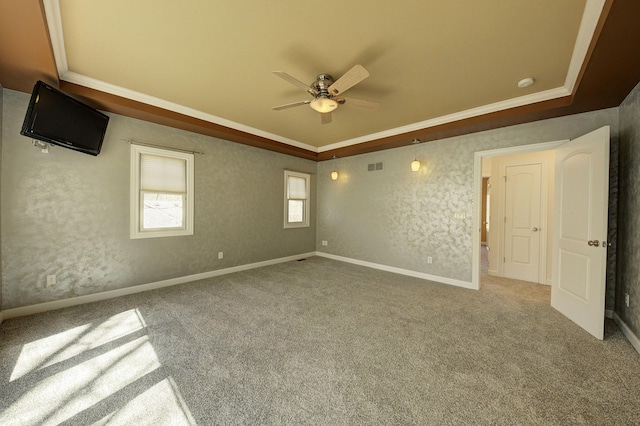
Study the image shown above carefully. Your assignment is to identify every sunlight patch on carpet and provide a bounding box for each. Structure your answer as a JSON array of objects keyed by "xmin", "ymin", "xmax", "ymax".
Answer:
[
  {"xmin": 1, "ymin": 335, "xmax": 160, "ymax": 425},
  {"xmin": 94, "ymin": 376, "xmax": 196, "ymax": 425},
  {"xmin": 10, "ymin": 309, "xmax": 147, "ymax": 382}
]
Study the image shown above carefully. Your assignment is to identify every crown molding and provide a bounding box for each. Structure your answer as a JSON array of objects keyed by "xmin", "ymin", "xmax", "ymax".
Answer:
[{"xmin": 42, "ymin": 0, "xmax": 605, "ymax": 155}]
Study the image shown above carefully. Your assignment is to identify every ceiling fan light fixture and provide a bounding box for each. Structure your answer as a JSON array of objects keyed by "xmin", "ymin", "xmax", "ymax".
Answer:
[{"xmin": 310, "ymin": 97, "xmax": 338, "ymax": 113}]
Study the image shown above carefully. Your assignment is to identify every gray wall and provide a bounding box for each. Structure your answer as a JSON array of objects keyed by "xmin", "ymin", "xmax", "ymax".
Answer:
[
  {"xmin": 317, "ymin": 109, "xmax": 619, "ymax": 291},
  {"xmin": 0, "ymin": 86, "xmax": 3, "ymax": 313},
  {"xmin": 0, "ymin": 83, "xmax": 629, "ymax": 319},
  {"xmin": 1, "ymin": 89, "xmax": 316, "ymax": 309},
  {"xmin": 617, "ymin": 81, "xmax": 640, "ymax": 337}
]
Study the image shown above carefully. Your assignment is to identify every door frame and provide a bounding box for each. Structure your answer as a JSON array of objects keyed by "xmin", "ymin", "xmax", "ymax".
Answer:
[
  {"xmin": 481, "ymin": 177, "xmax": 489, "ymax": 245},
  {"xmin": 471, "ymin": 139, "xmax": 568, "ymax": 290}
]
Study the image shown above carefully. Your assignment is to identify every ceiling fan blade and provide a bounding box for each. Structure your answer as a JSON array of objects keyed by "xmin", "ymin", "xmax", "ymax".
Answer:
[
  {"xmin": 338, "ymin": 97, "xmax": 380, "ymax": 111},
  {"xmin": 273, "ymin": 71, "xmax": 317, "ymax": 95},
  {"xmin": 321, "ymin": 112, "xmax": 332, "ymax": 124},
  {"xmin": 272, "ymin": 100, "xmax": 311, "ymax": 110},
  {"xmin": 328, "ymin": 64, "xmax": 370, "ymax": 95}
]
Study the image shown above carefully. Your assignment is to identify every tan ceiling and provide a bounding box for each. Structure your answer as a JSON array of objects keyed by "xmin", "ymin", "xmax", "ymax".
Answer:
[
  {"xmin": 48, "ymin": 0, "xmax": 589, "ymax": 151},
  {"xmin": 3, "ymin": 0, "xmax": 640, "ymax": 160}
]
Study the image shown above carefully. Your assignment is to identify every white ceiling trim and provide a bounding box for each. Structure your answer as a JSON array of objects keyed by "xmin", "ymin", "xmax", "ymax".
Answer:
[
  {"xmin": 43, "ymin": 0, "xmax": 67, "ymax": 76},
  {"xmin": 564, "ymin": 0, "xmax": 607, "ymax": 93},
  {"xmin": 317, "ymin": 86, "xmax": 571, "ymax": 152},
  {"xmin": 60, "ymin": 71, "xmax": 317, "ymax": 152},
  {"xmin": 43, "ymin": 0, "xmax": 604, "ymax": 155},
  {"xmin": 42, "ymin": 0, "xmax": 316, "ymax": 153}
]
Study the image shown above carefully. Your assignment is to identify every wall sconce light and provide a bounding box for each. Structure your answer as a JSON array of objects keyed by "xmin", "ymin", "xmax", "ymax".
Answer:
[
  {"xmin": 411, "ymin": 139, "xmax": 421, "ymax": 171},
  {"xmin": 330, "ymin": 155, "xmax": 339, "ymax": 180}
]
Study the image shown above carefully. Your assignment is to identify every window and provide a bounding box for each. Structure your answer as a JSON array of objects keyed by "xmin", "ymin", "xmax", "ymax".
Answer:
[
  {"xmin": 284, "ymin": 170, "xmax": 310, "ymax": 228},
  {"xmin": 131, "ymin": 144, "xmax": 194, "ymax": 239}
]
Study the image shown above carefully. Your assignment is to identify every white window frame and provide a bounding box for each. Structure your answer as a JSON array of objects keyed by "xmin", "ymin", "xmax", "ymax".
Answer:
[
  {"xmin": 284, "ymin": 170, "xmax": 310, "ymax": 228},
  {"xmin": 130, "ymin": 144, "xmax": 194, "ymax": 239}
]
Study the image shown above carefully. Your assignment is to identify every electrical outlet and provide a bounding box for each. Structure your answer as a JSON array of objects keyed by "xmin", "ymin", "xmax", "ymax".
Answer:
[
  {"xmin": 322, "ymin": 240, "xmax": 328, "ymax": 246},
  {"xmin": 218, "ymin": 252, "xmax": 224, "ymax": 260},
  {"xmin": 46, "ymin": 275, "xmax": 56, "ymax": 286},
  {"xmin": 625, "ymin": 293, "xmax": 630, "ymax": 308},
  {"xmin": 427, "ymin": 256, "xmax": 433, "ymax": 264}
]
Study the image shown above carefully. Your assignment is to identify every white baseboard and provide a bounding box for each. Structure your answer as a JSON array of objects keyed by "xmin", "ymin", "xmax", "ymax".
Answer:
[
  {"xmin": 613, "ymin": 312, "xmax": 640, "ymax": 355},
  {"xmin": 315, "ymin": 252, "xmax": 476, "ymax": 290},
  {"xmin": 2, "ymin": 252, "xmax": 316, "ymax": 320}
]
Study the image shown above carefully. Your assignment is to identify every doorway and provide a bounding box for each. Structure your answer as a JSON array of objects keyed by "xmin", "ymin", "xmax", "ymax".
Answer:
[
  {"xmin": 472, "ymin": 127, "xmax": 611, "ymax": 339},
  {"xmin": 484, "ymin": 151, "xmax": 553, "ymax": 285},
  {"xmin": 471, "ymin": 139, "xmax": 567, "ymax": 289}
]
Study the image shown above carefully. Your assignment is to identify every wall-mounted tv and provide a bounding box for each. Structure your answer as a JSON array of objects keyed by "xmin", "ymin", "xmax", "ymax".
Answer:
[{"xmin": 20, "ymin": 80, "xmax": 109, "ymax": 156}]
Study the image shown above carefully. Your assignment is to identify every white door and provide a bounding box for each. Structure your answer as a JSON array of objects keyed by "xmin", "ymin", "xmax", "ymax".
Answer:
[
  {"xmin": 551, "ymin": 126, "xmax": 609, "ymax": 340},
  {"xmin": 503, "ymin": 164, "xmax": 542, "ymax": 283}
]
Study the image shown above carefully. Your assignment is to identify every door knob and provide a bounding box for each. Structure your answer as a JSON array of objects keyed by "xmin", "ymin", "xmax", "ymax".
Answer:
[
  {"xmin": 588, "ymin": 240, "xmax": 600, "ymax": 247},
  {"xmin": 532, "ymin": 227, "xmax": 539, "ymax": 232}
]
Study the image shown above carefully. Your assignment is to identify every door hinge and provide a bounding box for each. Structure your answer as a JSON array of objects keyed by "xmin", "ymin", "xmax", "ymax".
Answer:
[{"xmin": 503, "ymin": 257, "xmax": 506, "ymax": 263}]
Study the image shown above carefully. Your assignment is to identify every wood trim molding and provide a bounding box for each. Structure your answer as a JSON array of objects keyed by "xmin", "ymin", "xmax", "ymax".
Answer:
[
  {"xmin": 60, "ymin": 82, "xmax": 320, "ymax": 161},
  {"xmin": 2, "ymin": 0, "xmax": 638, "ymax": 163},
  {"xmin": 318, "ymin": 95, "xmax": 574, "ymax": 161}
]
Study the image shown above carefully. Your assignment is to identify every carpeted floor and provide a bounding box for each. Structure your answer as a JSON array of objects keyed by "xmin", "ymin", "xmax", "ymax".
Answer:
[{"xmin": 1, "ymin": 257, "xmax": 639, "ymax": 425}]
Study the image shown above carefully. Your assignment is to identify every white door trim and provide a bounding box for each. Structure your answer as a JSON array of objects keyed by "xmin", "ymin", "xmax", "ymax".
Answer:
[{"xmin": 472, "ymin": 140, "xmax": 568, "ymax": 290}]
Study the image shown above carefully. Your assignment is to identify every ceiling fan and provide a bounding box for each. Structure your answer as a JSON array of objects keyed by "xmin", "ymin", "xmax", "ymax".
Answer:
[{"xmin": 272, "ymin": 64, "xmax": 380, "ymax": 124}]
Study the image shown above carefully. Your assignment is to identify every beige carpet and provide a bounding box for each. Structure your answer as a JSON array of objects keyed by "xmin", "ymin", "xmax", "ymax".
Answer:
[{"xmin": 1, "ymin": 257, "xmax": 639, "ymax": 424}]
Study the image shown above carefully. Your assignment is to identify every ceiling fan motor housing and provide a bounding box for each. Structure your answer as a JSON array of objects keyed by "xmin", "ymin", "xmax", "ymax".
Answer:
[{"xmin": 312, "ymin": 74, "xmax": 335, "ymax": 96}]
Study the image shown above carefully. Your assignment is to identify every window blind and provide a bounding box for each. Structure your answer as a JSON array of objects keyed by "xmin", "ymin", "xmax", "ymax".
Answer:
[
  {"xmin": 288, "ymin": 176, "xmax": 307, "ymax": 199},
  {"xmin": 140, "ymin": 153, "xmax": 186, "ymax": 193}
]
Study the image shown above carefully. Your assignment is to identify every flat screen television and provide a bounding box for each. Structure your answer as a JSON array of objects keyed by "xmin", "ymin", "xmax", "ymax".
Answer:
[{"xmin": 20, "ymin": 80, "xmax": 109, "ymax": 156}]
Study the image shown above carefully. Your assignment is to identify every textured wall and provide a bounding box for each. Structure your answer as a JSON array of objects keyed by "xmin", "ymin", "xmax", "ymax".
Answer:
[
  {"xmin": 1, "ymin": 89, "xmax": 316, "ymax": 309},
  {"xmin": 607, "ymin": 129, "xmax": 619, "ymax": 314},
  {"xmin": 617, "ymin": 81, "xmax": 640, "ymax": 337},
  {"xmin": 1, "ymin": 84, "xmax": 625, "ymax": 312},
  {"xmin": 0, "ymin": 86, "xmax": 3, "ymax": 312},
  {"xmin": 317, "ymin": 109, "xmax": 619, "ymax": 289}
]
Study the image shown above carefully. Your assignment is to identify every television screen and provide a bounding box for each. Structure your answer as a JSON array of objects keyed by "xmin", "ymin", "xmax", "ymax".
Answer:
[{"xmin": 20, "ymin": 81, "xmax": 109, "ymax": 156}]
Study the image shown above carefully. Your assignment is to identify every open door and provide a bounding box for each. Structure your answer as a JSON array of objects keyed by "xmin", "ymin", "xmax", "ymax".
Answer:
[{"xmin": 551, "ymin": 126, "xmax": 609, "ymax": 340}]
